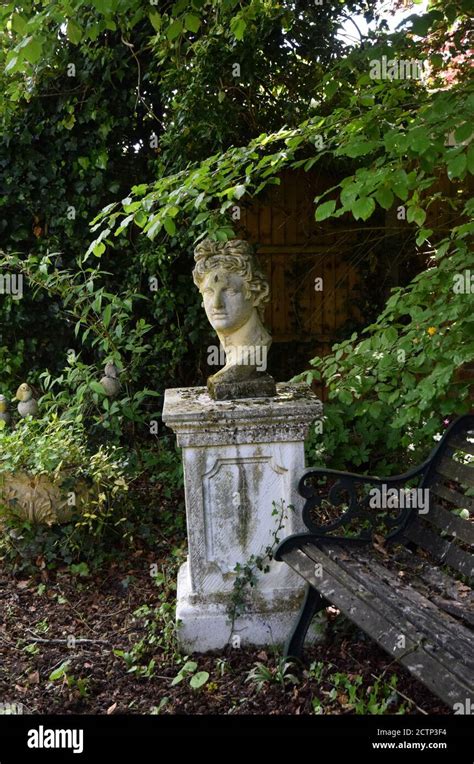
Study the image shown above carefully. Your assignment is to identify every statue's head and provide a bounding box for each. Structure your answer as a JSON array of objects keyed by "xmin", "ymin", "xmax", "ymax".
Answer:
[{"xmin": 193, "ymin": 239, "xmax": 270, "ymax": 335}]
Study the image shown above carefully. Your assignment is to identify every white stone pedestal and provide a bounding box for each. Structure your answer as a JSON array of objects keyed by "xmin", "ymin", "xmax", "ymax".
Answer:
[{"xmin": 162, "ymin": 383, "xmax": 322, "ymax": 652}]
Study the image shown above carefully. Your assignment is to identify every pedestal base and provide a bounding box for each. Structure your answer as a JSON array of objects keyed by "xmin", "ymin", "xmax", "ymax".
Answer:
[
  {"xmin": 207, "ymin": 371, "xmax": 277, "ymax": 401},
  {"xmin": 163, "ymin": 383, "xmax": 323, "ymax": 652},
  {"xmin": 177, "ymin": 562, "xmax": 323, "ymax": 652}
]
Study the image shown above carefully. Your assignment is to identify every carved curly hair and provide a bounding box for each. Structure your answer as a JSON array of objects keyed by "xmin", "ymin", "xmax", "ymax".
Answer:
[{"xmin": 192, "ymin": 239, "xmax": 270, "ymax": 320}]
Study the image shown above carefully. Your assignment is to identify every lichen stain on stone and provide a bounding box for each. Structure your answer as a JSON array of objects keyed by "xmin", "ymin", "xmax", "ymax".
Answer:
[{"xmin": 236, "ymin": 463, "xmax": 251, "ymax": 547}]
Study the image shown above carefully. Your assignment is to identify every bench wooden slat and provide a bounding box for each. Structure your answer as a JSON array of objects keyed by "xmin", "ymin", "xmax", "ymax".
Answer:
[
  {"xmin": 302, "ymin": 543, "xmax": 474, "ymax": 666},
  {"xmin": 451, "ymin": 435, "xmax": 474, "ymax": 456},
  {"xmin": 362, "ymin": 545, "xmax": 474, "ymax": 627},
  {"xmin": 424, "ymin": 502, "xmax": 474, "ymax": 546},
  {"xmin": 436, "ymin": 456, "xmax": 474, "ymax": 488},
  {"xmin": 391, "ymin": 547, "xmax": 474, "ymax": 611},
  {"xmin": 430, "ymin": 479, "xmax": 474, "ymax": 513},
  {"xmin": 404, "ymin": 521, "xmax": 474, "ymax": 581},
  {"xmin": 284, "ymin": 545, "xmax": 474, "ymax": 706},
  {"xmin": 298, "ymin": 544, "xmax": 473, "ymax": 666},
  {"xmin": 445, "ymin": 543, "xmax": 474, "ymax": 580},
  {"xmin": 325, "ymin": 545, "xmax": 474, "ymax": 661},
  {"xmin": 430, "ymin": 596, "xmax": 474, "ymax": 626}
]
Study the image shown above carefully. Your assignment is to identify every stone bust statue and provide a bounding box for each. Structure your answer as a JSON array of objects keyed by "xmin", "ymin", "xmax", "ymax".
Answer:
[{"xmin": 193, "ymin": 238, "xmax": 277, "ymax": 400}]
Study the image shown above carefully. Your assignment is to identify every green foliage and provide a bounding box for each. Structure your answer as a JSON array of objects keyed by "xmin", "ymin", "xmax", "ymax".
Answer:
[
  {"xmin": 246, "ymin": 658, "xmax": 299, "ymax": 692},
  {"xmin": 114, "ymin": 569, "xmax": 182, "ymax": 676},
  {"xmin": 171, "ymin": 661, "xmax": 210, "ymax": 690},
  {"xmin": 0, "ymin": 0, "xmax": 361, "ymax": 412},
  {"xmin": 80, "ymin": 1, "xmax": 472, "ymax": 475},
  {"xmin": 300, "ymin": 230, "xmax": 473, "ymax": 474},
  {"xmin": 0, "ymin": 415, "xmax": 132, "ymax": 572},
  {"xmin": 48, "ymin": 661, "xmax": 90, "ymax": 698},
  {"xmin": 0, "ymin": 0, "xmax": 471, "ymax": 504},
  {"xmin": 0, "ymin": 415, "xmax": 127, "ymax": 484},
  {"xmin": 91, "ymin": 62, "xmax": 472, "ymax": 254},
  {"xmin": 310, "ymin": 667, "xmax": 403, "ymax": 715}
]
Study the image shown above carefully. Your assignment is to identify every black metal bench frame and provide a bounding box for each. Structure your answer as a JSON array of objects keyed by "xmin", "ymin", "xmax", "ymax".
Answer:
[{"xmin": 275, "ymin": 415, "xmax": 474, "ymax": 708}]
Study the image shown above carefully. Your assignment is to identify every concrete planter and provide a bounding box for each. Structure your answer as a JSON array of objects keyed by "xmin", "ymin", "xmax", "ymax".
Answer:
[{"xmin": 0, "ymin": 471, "xmax": 92, "ymax": 525}]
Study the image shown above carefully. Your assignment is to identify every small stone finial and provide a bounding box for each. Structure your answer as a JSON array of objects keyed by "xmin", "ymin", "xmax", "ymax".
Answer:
[
  {"xmin": 193, "ymin": 238, "xmax": 276, "ymax": 400},
  {"xmin": 0, "ymin": 394, "xmax": 11, "ymax": 427},
  {"xmin": 15, "ymin": 383, "xmax": 39, "ymax": 417},
  {"xmin": 100, "ymin": 363, "xmax": 121, "ymax": 398}
]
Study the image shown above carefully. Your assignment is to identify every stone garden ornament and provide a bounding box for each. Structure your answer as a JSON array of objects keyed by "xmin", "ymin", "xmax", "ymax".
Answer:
[
  {"xmin": 0, "ymin": 394, "xmax": 11, "ymax": 426},
  {"xmin": 15, "ymin": 383, "xmax": 39, "ymax": 417},
  {"xmin": 100, "ymin": 362, "xmax": 121, "ymax": 398},
  {"xmin": 193, "ymin": 239, "xmax": 277, "ymax": 400}
]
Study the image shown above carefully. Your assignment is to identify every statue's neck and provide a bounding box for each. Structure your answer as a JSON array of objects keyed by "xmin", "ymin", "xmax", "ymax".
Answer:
[{"xmin": 218, "ymin": 311, "xmax": 270, "ymax": 353}]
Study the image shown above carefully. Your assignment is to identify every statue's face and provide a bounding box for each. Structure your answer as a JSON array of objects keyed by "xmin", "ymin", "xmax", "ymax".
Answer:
[{"xmin": 201, "ymin": 269, "xmax": 256, "ymax": 334}]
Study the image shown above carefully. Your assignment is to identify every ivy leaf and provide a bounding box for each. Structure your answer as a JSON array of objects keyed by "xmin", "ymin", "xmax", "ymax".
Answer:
[
  {"xmin": 90, "ymin": 381, "xmax": 106, "ymax": 395},
  {"xmin": 454, "ymin": 123, "xmax": 472, "ymax": 144},
  {"xmin": 149, "ymin": 12, "xmax": 162, "ymax": 32},
  {"xmin": 23, "ymin": 37, "xmax": 43, "ymax": 64},
  {"xmin": 234, "ymin": 184, "xmax": 246, "ymax": 200},
  {"xmin": 190, "ymin": 671, "xmax": 209, "ymax": 689},
  {"xmin": 374, "ymin": 186, "xmax": 394, "ymax": 210},
  {"xmin": 163, "ymin": 217, "xmax": 176, "ymax": 236},
  {"xmin": 230, "ymin": 17, "xmax": 247, "ymax": 40},
  {"xmin": 315, "ymin": 200, "xmax": 336, "ymax": 221},
  {"xmin": 407, "ymin": 206, "xmax": 426, "ymax": 226},
  {"xmin": 447, "ymin": 152, "xmax": 466, "ymax": 179},
  {"xmin": 416, "ymin": 228, "xmax": 433, "ymax": 245},
  {"xmin": 467, "ymin": 145, "xmax": 474, "ymax": 175},
  {"xmin": 167, "ymin": 19, "xmax": 183, "ymax": 40},
  {"xmin": 352, "ymin": 197, "xmax": 375, "ymax": 221},
  {"xmin": 342, "ymin": 140, "xmax": 377, "ymax": 158},
  {"xmin": 67, "ymin": 20, "xmax": 83, "ymax": 45},
  {"xmin": 184, "ymin": 14, "xmax": 201, "ymax": 33}
]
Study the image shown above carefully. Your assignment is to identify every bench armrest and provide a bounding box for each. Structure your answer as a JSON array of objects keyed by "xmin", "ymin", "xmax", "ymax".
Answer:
[
  {"xmin": 295, "ymin": 459, "xmax": 430, "ymax": 543},
  {"xmin": 276, "ymin": 416, "xmax": 474, "ymax": 558}
]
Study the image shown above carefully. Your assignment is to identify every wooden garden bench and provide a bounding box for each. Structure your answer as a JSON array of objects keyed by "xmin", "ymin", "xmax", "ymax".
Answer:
[{"xmin": 275, "ymin": 415, "xmax": 474, "ymax": 709}]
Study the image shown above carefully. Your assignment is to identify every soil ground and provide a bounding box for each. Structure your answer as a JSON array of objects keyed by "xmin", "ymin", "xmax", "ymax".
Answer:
[{"xmin": 0, "ymin": 555, "xmax": 448, "ymax": 716}]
